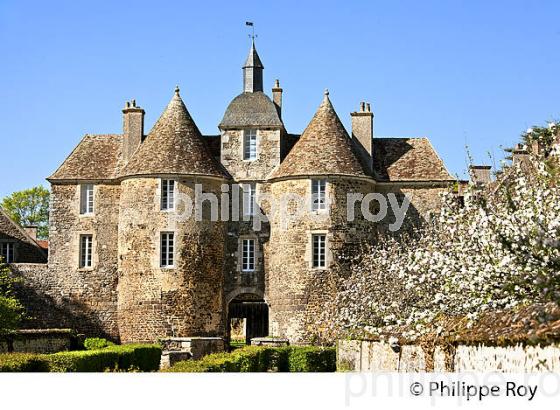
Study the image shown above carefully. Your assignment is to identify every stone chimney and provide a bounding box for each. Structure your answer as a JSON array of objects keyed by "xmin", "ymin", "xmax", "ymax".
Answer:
[
  {"xmin": 24, "ymin": 225, "xmax": 38, "ymax": 240},
  {"xmin": 469, "ymin": 165, "xmax": 492, "ymax": 185},
  {"xmin": 122, "ymin": 99, "xmax": 145, "ymax": 162},
  {"xmin": 505, "ymin": 143, "xmax": 530, "ymax": 165},
  {"xmin": 350, "ymin": 102, "xmax": 374, "ymax": 172},
  {"xmin": 272, "ymin": 79, "xmax": 283, "ymax": 119}
]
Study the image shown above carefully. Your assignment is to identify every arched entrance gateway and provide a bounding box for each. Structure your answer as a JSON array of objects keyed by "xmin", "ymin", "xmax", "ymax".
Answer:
[{"xmin": 227, "ymin": 293, "xmax": 269, "ymax": 345}]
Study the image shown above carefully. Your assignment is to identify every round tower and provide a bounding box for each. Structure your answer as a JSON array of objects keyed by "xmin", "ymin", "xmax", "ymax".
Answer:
[
  {"xmin": 117, "ymin": 87, "xmax": 230, "ymax": 343},
  {"xmin": 266, "ymin": 91, "xmax": 376, "ymax": 344}
]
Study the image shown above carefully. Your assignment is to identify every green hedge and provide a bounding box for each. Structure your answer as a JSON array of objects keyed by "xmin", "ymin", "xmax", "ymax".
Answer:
[
  {"xmin": 0, "ymin": 353, "xmax": 50, "ymax": 372},
  {"xmin": 164, "ymin": 346, "xmax": 336, "ymax": 373},
  {"xmin": 0, "ymin": 344, "xmax": 161, "ymax": 372}
]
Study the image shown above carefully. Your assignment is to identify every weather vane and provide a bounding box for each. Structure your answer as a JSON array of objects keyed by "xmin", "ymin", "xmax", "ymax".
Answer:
[{"xmin": 245, "ymin": 21, "xmax": 257, "ymax": 41}]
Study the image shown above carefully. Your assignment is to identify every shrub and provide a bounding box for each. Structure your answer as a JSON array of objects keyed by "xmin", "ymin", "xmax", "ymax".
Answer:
[
  {"xmin": 164, "ymin": 346, "xmax": 336, "ymax": 373},
  {"xmin": 287, "ymin": 346, "xmax": 336, "ymax": 372},
  {"xmin": 0, "ymin": 353, "xmax": 49, "ymax": 372},
  {"xmin": 48, "ymin": 344, "xmax": 161, "ymax": 372},
  {"xmin": 83, "ymin": 337, "xmax": 115, "ymax": 350}
]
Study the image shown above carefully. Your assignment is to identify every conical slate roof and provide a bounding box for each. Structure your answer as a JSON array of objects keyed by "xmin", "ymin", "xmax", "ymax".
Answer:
[
  {"xmin": 243, "ymin": 40, "xmax": 263, "ymax": 69},
  {"xmin": 271, "ymin": 91, "xmax": 369, "ymax": 179},
  {"xmin": 121, "ymin": 88, "xmax": 227, "ymax": 178}
]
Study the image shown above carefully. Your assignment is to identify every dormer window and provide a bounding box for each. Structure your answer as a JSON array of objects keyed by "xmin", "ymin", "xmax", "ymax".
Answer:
[
  {"xmin": 80, "ymin": 184, "xmax": 94, "ymax": 215},
  {"xmin": 243, "ymin": 129, "xmax": 257, "ymax": 160}
]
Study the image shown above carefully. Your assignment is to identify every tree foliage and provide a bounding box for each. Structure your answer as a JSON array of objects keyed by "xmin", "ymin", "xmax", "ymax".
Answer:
[
  {"xmin": 0, "ymin": 260, "xmax": 24, "ymax": 335},
  {"xmin": 1, "ymin": 186, "xmax": 50, "ymax": 239},
  {"xmin": 311, "ymin": 123, "xmax": 560, "ymax": 343}
]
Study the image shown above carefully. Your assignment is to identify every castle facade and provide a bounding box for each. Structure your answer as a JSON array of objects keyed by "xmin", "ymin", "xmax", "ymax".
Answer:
[{"xmin": 18, "ymin": 42, "xmax": 455, "ymax": 343}]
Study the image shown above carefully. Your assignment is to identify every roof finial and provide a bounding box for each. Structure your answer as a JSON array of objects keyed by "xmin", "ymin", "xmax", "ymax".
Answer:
[
  {"xmin": 174, "ymin": 85, "xmax": 180, "ymax": 95},
  {"xmin": 324, "ymin": 89, "xmax": 330, "ymax": 98}
]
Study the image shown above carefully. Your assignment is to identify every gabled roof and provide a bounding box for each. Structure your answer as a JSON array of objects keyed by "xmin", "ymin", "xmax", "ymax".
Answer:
[
  {"xmin": 270, "ymin": 91, "xmax": 369, "ymax": 179},
  {"xmin": 219, "ymin": 91, "xmax": 283, "ymax": 129},
  {"xmin": 0, "ymin": 207, "xmax": 47, "ymax": 263},
  {"xmin": 121, "ymin": 88, "xmax": 228, "ymax": 179},
  {"xmin": 372, "ymin": 138, "xmax": 454, "ymax": 182},
  {"xmin": 48, "ymin": 134, "xmax": 124, "ymax": 181}
]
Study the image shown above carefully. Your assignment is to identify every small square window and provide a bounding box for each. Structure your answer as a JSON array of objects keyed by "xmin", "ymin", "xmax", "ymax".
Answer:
[
  {"xmin": 0, "ymin": 242, "xmax": 15, "ymax": 263},
  {"xmin": 161, "ymin": 179, "xmax": 175, "ymax": 210},
  {"xmin": 312, "ymin": 234, "xmax": 326, "ymax": 269},
  {"xmin": 243, "ymin": 129, "xmax": 257, "ymax": 160},
  {"xmin": 80, "ymin": 184, "xmax": 94, "ymax": 214},
  {"xmin": 242, "ymin": 239, "xmax": 255, "ymax": 272},
  {"xmin": 160, "ymin": 232, "xmax": 175, "ymax": 268},
  {"xmin": 79, "ymin": 235, "xmax": 93, "ymax": 268}
]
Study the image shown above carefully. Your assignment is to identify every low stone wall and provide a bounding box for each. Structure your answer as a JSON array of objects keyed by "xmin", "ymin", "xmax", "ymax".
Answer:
[
  {"xmin": 337, "ymin": 340, "xmax": 560, "ymax": 372},
  {"xmin": 0, "ymin": 329, "xmax": 76, "ymax": 354},
  {"xmin": 160, "ymin": 337, "xmax": 224, "ymax": 368}
]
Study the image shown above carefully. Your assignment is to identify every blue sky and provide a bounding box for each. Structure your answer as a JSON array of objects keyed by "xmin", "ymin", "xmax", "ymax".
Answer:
[{"xmin": 0, "ymin": 0, "xmax": 559, "ymax": 198}]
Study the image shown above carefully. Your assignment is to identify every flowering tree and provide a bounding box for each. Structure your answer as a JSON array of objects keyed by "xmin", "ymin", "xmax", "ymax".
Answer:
[{"xmin": 311, "ymin": 124, "xmax": 560, "ymax": 343}]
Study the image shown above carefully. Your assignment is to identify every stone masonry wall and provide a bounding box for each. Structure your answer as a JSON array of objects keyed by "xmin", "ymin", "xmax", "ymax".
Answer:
[
  {"xmin": 220, "ymin": 129, "xmax": 282, "ymax": 181},
  {"xmin": 117, "ymin": 177, "xmax": 227, "ymax": 343},
  {"xmin": 19, "ymin": 183, "xmax": 121, "ymax": 340},
  {"xmin": 266, "ymin": 177, "xmax": 376, "ymax": 344},
  {"xmin": 338, "ymin": 340, "xmax": 560, "ymax": 372}
]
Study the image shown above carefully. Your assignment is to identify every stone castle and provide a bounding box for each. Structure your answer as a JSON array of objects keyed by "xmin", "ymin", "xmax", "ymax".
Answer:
[{"xmin": 10, "ymin": 41, "xmax": 455, "ymax": 344}]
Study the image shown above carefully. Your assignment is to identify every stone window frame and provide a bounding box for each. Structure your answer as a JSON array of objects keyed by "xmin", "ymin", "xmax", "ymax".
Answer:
[
  {"xmin": 159, "ymin": 231, "xmax": 175, "ymax": 269},
  {"xmin": 307, "ymin": 230, "xmax": 330, "ymax": 271},
  {"xmin": 159, "ymin": 178, "xmax": 177, "ymax": 212},
  {"xmin": 242, "ymin": 128, "xmax": 259, "ymax": 161},
  {"xmin": 236, "ymin": 235, "xmax": 261, "ymax": 273},
  {"xmin": 310, "ymin": 178, "xmax": 329, "ymax": 213},
  {"xmin": 0, "ymin": 240, "xmax": 17, "ymax": 263},
  {"xmin": 78, "ymin": 183, "xmax": 95, "ymax": 216},
  {"xmin": 77, "ymin": 232, "xmax": 95, "ymax": 270}
]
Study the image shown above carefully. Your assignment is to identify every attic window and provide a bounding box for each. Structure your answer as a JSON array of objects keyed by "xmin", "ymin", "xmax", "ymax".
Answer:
[
  {"xmin": 0, "ymin": 242, "xmax": 15, "ymax": 263},
  {"xmin": 243, "ymin": 129, "xmax": 257, "ymax": 160},
  {"xmin": 80, "ymin": 184, "xmax": 94, "ymax": 215}
]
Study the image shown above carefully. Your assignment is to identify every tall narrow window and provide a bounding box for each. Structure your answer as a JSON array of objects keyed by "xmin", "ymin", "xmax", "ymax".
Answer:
[
  {"xmin": 79, "ymin": 235, "xmax": 93, "ymax": 268},
  {"xmin": 311, "ymin": 179, "xmax": 327, "ymax": 211},
  {"xmin": 0, "ymin": 242, "xmax": 14, "ymax": 263},
  {"xmin": 80, "ymin": 184, "xmax": 94, "ymax": 214},
  {"xmin": 242, "ymin": 239, "xmax": 255, "ymax": 272},
  {"xmin": 243, "ymin": 129, "xmax": 257, "ymax": 160},
  {"xmin": 312, "ymin": 234, "xmax": 326, "ymax": 269},
  {"xmin": 160, "ymin": 232, "xmax": 175, "ymax": 268},
  {"xmin": 161, "ymin": 179, "xmax": 175, "ymax": 210},
  {"xmin": 243, "ymin": 183, "xmax": 257, "ymax": 217}
]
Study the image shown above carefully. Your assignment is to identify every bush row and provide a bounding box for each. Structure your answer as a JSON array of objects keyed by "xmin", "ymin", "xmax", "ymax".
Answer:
[
  {"xmin": 164, "ymin": 345, "xmax": 336, "ymax": 372},
  {"xmin": 0, "ymin": 344, "xmax": 161, "ymax": 372}
]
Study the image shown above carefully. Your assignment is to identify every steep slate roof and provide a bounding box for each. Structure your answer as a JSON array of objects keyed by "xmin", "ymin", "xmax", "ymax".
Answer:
[
  {"xmin": 0, "ymin": 207, "xmax": 47, "ymax": 263},
  {"xmin": 121, "ymin": 89, "xmax": 228, "ymax": 179},
  {"xmin": 48, "ymin": 134, "xmax": 124, "ymax": 181},
  {"xmin": 372, "ymin": 138, "xmax": 454, "ymax": 182},
  {"xmin": 271, "ymin": 91, "xmax": 369, "ymax": 179},
  {"xmin": 244, "ymin": 40, "xmax": 264, "ymax": 69},
  {"xmin": 219, "ymin": 91, "xmax": 283, "ymax": 129}
]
